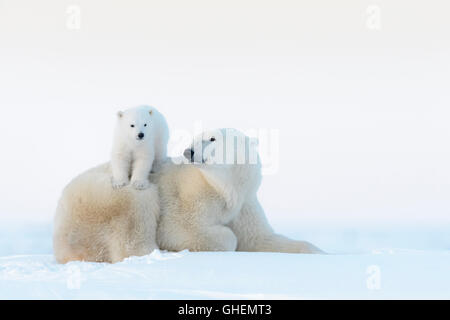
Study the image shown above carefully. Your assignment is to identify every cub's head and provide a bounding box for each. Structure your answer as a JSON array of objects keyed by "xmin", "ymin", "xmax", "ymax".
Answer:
[
  {"xmin": 116, "ymin": 105, "xmax": 155, "ymax": 142},
  {"xmin": 184, "ymin": 128, "xmax": 260, "ymax": 167}
]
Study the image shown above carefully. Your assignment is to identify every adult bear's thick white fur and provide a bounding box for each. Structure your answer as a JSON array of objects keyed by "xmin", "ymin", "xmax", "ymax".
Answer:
[
  {"xmin": 156, "ymin": 128, "xmax": 322, "ymax": 254},
  {"xmin": 54, "ymin": 129, "xmax": 321, "ymax": 263},
  {"xmin": 53, "ymin": 163, "xmax": 159, "ymax": 263}
]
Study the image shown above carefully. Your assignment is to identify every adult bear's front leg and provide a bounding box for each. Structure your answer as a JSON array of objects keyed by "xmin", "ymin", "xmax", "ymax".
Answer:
[{"xmin": 229, "ymin": 196, "xmax": 323, "ymax": 254}]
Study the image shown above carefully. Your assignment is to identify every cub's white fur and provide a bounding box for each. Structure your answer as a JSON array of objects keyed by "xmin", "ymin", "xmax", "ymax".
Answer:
[
  {"xmin": 111, "ymin": 105, "xmax": 168, "ymax": 190},
  {"xmin": 156, "ymin": 128, "xmax": 322, "ymax": 253}
]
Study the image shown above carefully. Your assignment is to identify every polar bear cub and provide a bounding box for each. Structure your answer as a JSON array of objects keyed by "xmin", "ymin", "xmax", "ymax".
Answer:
[{"xmin": 111, "ymin": 105, "xmax": 169, "ymax": 190}]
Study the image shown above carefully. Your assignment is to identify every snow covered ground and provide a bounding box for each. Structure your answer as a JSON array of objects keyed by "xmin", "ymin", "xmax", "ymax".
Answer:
[{"xmin": 0, "ymin": 221, "xmax": 449, "ymax": 299}]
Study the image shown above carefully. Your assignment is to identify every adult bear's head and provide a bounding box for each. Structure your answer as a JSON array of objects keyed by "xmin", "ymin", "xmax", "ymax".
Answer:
[
  {"xmin": 183, "ymin": 128, "xmax": 262, "ymax": 205},
  {"xmin": 184, "ymin": 128, "xmax": 260, "ymax": 167}
]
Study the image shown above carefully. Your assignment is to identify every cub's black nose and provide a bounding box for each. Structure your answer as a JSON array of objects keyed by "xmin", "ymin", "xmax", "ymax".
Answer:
[{"xmin": 138, "ymin": 132, "xmax": 145, "ymax": 139}]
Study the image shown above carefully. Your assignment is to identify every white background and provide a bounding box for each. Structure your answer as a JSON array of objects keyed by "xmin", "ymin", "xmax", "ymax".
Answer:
[{"xmin": 0, "ymin": 0, "xmax": 449, "ymax": 229}]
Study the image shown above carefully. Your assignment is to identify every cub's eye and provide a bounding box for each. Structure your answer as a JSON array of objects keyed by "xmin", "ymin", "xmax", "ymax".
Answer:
[
  {"xmin": 144, "ymin": 124, "xmax": 147, "ymax": 127},
  {"xmin": 210, "ymin": 137, "xmax": 216, "ymax": 142},
  {"xmin": 130, "ymin": 125, "xmax": 135, "ymax": 128}
]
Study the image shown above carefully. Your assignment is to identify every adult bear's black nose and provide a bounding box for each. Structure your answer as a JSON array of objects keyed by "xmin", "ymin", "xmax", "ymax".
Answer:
[{"xmin": 138, "ymin": 132, "xmax": 145, "ymax": 139}]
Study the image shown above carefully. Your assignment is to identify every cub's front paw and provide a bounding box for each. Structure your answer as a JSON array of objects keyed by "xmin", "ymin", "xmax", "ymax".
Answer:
[
  {"xmin": 131, "ymin": 179, "xmax": 151, "ymax": 190},
  {"xmin": 112, "ymin": 178, "xmax": 129, "ymax": 189}
]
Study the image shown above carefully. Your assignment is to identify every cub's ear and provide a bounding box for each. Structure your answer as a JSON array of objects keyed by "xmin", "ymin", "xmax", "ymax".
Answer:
[
  {"xmin": 117, "ymin": 111, "xmax": 124, "ymax": 118},
  {"xmin": 149, "ymin": 110, "xmax": 153, "ymax": 115}
]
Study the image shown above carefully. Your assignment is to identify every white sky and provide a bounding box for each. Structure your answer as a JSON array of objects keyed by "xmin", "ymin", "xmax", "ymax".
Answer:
[{"xmin": 0, "ymin": 0, "xmax": 449, "ymax": 226}]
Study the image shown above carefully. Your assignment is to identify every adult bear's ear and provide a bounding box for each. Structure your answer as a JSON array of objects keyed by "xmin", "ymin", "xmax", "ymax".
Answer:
[
  {"xmin": 199, "ymin": 167, "xmax": 238, "ymax": 210},
  {"xmin": 149, "ymin": 110, "xmax": 153, "ymax": 115},
  {"xmin": 117, "ymin": 111, "xmax": 124, "ymax": 118}
]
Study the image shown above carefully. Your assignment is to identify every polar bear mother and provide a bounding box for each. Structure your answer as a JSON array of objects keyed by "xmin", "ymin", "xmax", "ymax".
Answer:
[{"xmin": 53, "ymin": 128, "xmax": 321, "ymax": 263}]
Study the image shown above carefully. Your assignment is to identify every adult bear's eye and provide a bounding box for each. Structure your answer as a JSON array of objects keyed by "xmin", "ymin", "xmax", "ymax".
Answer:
[
  {"xmin": 130, "ymin": 125, "xmax": 135, "ymax": 128},
  {"xmin": 210, "ymin": 137, "xmax": 216, "ymax": 142},
  {"xmin": 144, "ymin": 124, "xmax": 147, "ymax": 127}
]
